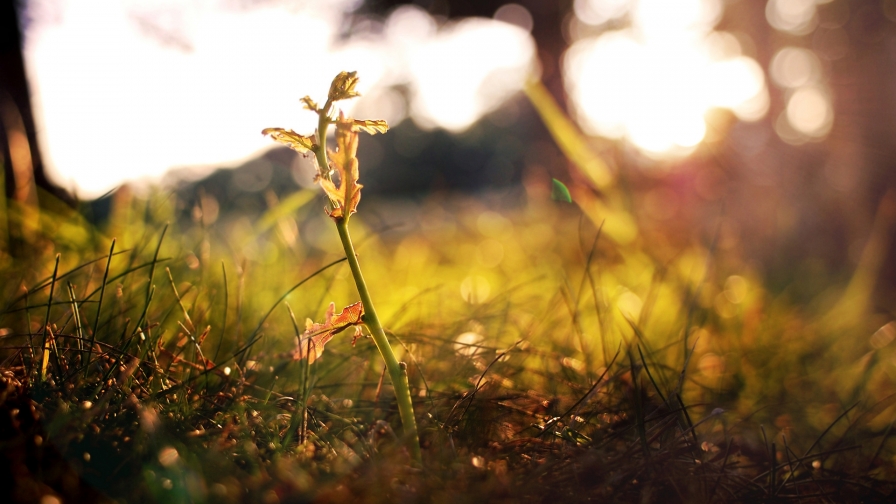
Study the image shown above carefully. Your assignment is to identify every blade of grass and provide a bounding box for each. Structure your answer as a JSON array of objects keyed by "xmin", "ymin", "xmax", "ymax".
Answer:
[
  {"xmin": 145, "ymin": 224, "xmax": 168, "ymax": 309},
  {"xmin": 676, "ymin": 392, "xmax": 700, "ymax": 452},
  {"xmin": 67, "ymin": 282, "xmax": 84, "ymax": 353},
  {"xmin": 213, "ymin": 261, "xmax": 228, "ymax": 364},
  {"xmin": 40, "ymin": 254, "xmax": 60, "ymax": 382},
  {"xmin": 285, "ymin": 302, "xmax": 311, "ymax": 447},
  {"xmin": 523, "ymin": 79, "xmax": 613, "ymax": 191},
  {"xmin": 0, "ymin": 248, "xmax": 130, "ymax": 316},
  {"xmin": 166, "ymin": 267, "xmax": 194, "ymax": 333},
  {"xmin": 637, "ymin": 344, "xmax": 667, "ymax": 405},
  {"xmin": 868, "ymin": 416, "xmax": 896, "ymax": 470},
  {"xmin": 629, "ymin": 349, "xmax": 651, "ymax": 461},
  {"xmin": 86, "ymin": 239, "xmax": 115, "ymax": 378}
]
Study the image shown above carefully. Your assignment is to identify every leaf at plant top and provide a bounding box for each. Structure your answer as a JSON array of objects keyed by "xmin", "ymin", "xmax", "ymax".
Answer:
[
  {"xmin": 352, "ymin": 119, "xmax": 389, "ymax": 135},
  {"xmin": 292, "ymin": 301, "xmax": 365, "ymax": 363},
  {"xmin": 262, "ymin": 128, "xmax": 315, "ymax": 153},
  {"xmin": 320, "ymin": 112, "xmax": 363, "ymax": 220},
  {"xmin": 551, "ymin": 178, "xmax": 573, "ymax": 203},
  {"xmin": 328, "ymin": 71, "xmax": 361, "ymax": 103}
]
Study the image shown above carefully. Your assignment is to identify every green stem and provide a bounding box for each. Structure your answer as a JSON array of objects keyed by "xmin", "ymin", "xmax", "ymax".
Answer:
[
  {"xmin": 315, "ymin": 111, "xmax": 422, "ymax": 465},
  {"xmin": 335, "ymin": 218, "xmax": 422, "ymax": 465}
]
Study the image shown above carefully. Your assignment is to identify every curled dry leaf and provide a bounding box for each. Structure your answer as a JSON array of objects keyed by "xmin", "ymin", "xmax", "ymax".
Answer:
[
  {"xmin": 319, "ymin": 112, "xmax": 363, "ymax": 220},
  {"xmin": 262, "ymin": 128, "xmax": 315, "ymax": 153},
  {"xmin": 292, "ymin": 301, "xmax": 364, "ymax": 363},
  {"xmin": 328, "ymin": 71, "xmax": 361, "ymax": 103}
]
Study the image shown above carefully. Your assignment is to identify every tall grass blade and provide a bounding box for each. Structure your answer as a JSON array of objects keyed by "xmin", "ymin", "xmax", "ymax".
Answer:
[
  {"xmin": 523, "ymin": 79, "xmax": 613, "ymax": 191},
  {"xmin": 40, "ymin": 254, "xmax": 60, "ymax": 382},
  {"xmin": 86, "ymin": 239, "xmax": 115, "ymax": 377}
]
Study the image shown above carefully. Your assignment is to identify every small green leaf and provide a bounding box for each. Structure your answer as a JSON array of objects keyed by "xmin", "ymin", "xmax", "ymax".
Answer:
[{"xmin": 551, "ymin": 178, "xmax": 573, "ymax": 203}]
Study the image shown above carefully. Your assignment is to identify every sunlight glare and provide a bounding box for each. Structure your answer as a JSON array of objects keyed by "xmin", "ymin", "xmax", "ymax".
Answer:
[
  {"xmin": 565, "ymin": 0, "xmax": 768, "ymax": 157},
  {"xmin": 396, "ymin": 8, "xmax": 536, "ymax": 132},
  {"xmin": 634, "ymin": 0, "xmax": 722, "ymax": 38}
]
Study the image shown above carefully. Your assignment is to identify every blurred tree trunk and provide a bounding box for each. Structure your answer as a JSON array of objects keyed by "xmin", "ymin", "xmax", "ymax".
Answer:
[{"xmin": 0, "ymin": 0, "xmax": 71, "ymax": 206}]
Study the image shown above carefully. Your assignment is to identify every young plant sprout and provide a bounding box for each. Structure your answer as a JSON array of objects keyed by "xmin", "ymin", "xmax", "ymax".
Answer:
[{"xmin": 263, "ymin": 71, "xmax": 422, "ymax": 464}]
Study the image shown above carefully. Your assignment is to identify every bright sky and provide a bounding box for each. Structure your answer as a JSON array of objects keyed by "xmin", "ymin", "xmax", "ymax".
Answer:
[{"xmin": 22, "ymin": 0, "xmax": 536, "ymax": 197}]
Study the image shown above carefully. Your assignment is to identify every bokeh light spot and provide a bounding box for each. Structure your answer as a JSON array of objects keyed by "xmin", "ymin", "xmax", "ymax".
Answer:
[
  {"xmin": 766, "ymin": 0, "xmax": 819, "ymax": 35},
  {"xmin": 723, "ymin": 275, "xmax": 748, "ymax": 304},
  {"xmin": 454, "ymin": 331, "xmax": 485, "ymax": 357},
  {"xmin": 460, "ymin": 276, "xmax": 491, "ymax": 304},
  {"xmin": 786, "ymin": 86, "xmax": 833, "ymax": 137},
  {"xmin": 617, "ymin": 291, "xmax": 643, "ymax": 320},
  {"xmin": 494, "ymin": 4, "xmax": 534, "ymax": 33},
  {"xmin": 770, "ymin": 47, "xmax": 821, "ymax": 89}
]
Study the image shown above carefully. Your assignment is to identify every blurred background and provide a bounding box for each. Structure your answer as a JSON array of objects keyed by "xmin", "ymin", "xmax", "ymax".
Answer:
[{"xmin": 1, "ymin": 0, "xmax": 895, "ymax": 309}]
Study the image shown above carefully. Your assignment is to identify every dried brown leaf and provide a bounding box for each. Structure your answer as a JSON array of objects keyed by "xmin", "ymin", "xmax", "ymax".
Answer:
[{"xmin": 292, "ymin": 301, "xmax": 365, "ymax": 363}]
